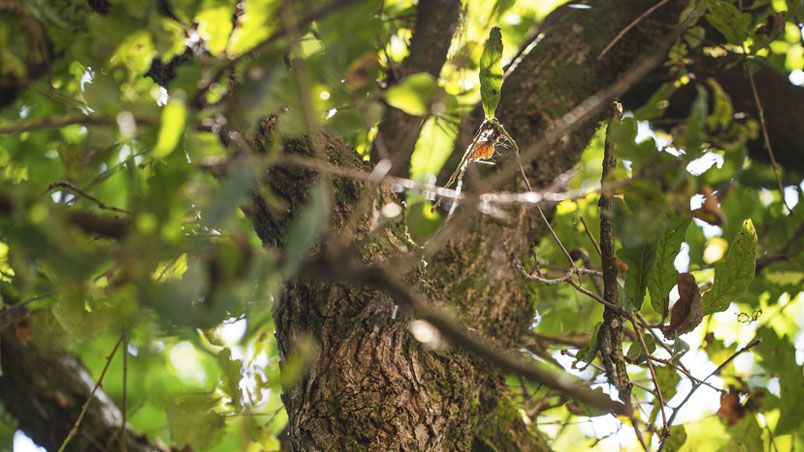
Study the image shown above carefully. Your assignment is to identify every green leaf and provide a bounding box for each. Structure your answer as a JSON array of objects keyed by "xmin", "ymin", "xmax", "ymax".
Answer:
[
  {"xmin": 704, "ymin": 0, "xmax": 752, "ymax": 45},
  {"xmin": 153, "ymin": 99, "xmax": 187, "ymax": 159},
  {"xmin": 654, "ymin": 364, "xmax": 681, "ymax": 401},
  {"xmin": 218, "ymin": 348, "xmax": 243, "ymax": 412},
  {"xmin": 479, "ymin": 26, "xmax": 503, "ymax": 118},
  {"xmin": 575, "ymin": 322, "xmax": 601, "ymax": 367},
  {"xmin": 634, "ymin": 83, "xmax": 669, "ymax": 120},
  {"xmin": 684, "ymin": 26, "xmax": 706, "ymax": 49},
  {"xmin": 706, "ymin": 78, "xmax": 733, "ymax": 130},
  {"xmin": 723, "ymin": 414, "xmax": 764, "ymax": 451},
  {"xmin": 625, "ymin": 333, "xmax": 655, "ymax": 362},
  {"xmin": 385, "ymin": 73, "xmax": 437, "ymax": 116},
  {"xmin": 166, "ymin": 395, "xmax": 226, "ymax": 450},
  {"xmin": 195, "ymin": 2, "xmax": 235, "ymax": 56},
  {"xmin": 678, "ymin": 84, "xmax": 708, "ymax": 156},
  {"xmin": 664, "ymin": 425, "xmax": 687, "ymax": 452},
  {"xmin": 618, "ymin": 241, "xmax": 657, "ymax": 311},
  {"xmin": 702, "ymin": 219, "xmax": 757, "ymax": 315},
  {"xmin": 671, "ymin": 336, "xmax": 689, "ymax": 363},
  {"xmin": 648, "ymin": 217, "xmax": 691, "ymax": 319}
]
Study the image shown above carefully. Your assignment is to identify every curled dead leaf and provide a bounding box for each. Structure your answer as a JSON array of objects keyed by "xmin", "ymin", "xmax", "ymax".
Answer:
[
  {"xmin": 691, "ymin": 186, "xmax": 725, "ymax": 226},
  {"xmin": 716, "ymin": 386, "xmax": 746, "ymax": 426},
  {"xmin": 662, "ymin": 272, "xmax": 703, "ymax": 339}
]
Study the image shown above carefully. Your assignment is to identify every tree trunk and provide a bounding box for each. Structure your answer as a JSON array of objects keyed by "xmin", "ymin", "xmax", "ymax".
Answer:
[{"xmin": 247, "ymin": 2, "xmax": 687, "ymax": 450}]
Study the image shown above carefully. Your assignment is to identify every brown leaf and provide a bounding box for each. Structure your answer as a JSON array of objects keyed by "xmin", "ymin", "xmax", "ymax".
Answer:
[
  {"xmin": 616, "ymin": 257, "xmax": 629, "ymax": 274},
  {"xmin": 756, "ymin": 12, "xmax": 785, "ymax": 37},
  {"xmin": 662, "ymin": 272, "xmax": 703, "ymax": 339},
  {"xmin": 15, "ymin": 317, "xmax": 34, "ymax": 344},
  {"xmin": 716, "ymin": 387, "xmax": 746, "ymax": 426},
  {"xmin": 691, "ymin": 186, "xmax": 725, "ymax": 226}
]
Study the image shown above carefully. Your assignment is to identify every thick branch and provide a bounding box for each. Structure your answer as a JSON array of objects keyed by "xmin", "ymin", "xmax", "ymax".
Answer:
[{"xmin": 0, "ymin": 330, "xmax": 156, "ymax": 452}]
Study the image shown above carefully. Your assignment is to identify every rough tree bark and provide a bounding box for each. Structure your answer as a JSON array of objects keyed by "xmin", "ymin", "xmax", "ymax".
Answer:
[
  {"xmin": 254, "ymin": 1, "xmax": 687, "ymax": 451},
  {"xmin": 3, "ymin": 0, "xmax": 803, "ymax": 451}
]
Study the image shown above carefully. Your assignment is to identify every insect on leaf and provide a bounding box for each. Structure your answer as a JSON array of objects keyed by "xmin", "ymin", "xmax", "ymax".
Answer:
[{"xmin": 480, "ymin": 27, "xmax": 504, "ymax": 119}]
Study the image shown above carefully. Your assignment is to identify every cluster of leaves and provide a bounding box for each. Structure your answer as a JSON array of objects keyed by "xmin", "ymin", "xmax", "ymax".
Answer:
[
  {"xmin": 0, "ymin": 0, "xmax": 566, "ymax": 449},
  {"xmin": 0, "ymin": 0, "xmax": 803, "ymax": 450},
  {"xmin": 524, "ymin": 1, "xmax": 804, "ymax": 449}
]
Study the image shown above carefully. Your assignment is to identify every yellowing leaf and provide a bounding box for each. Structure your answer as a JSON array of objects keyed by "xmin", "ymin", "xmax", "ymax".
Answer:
[
  {"xmin": 153, "ymin": 99, "xmax": 187, "ymax": 159},
  {"xmin": 702, "ymin": 219, "xmax": 757, "ymax": 315}
]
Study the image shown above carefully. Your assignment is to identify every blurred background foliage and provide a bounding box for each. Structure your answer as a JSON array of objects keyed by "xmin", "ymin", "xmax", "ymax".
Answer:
[{"xmin": 1, "ymin": 0, "xmax": 804, "ymax": 450}]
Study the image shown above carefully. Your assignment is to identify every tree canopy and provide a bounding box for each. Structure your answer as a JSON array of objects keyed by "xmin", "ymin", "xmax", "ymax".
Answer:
[{"xmin": 1, "ymin": 0, "xmax": 804, "ymax": 451}]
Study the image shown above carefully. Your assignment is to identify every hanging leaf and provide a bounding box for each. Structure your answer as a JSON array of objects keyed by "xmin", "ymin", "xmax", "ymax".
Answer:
[
  {"xmin": 702, "ymin": 219, "xmax": 757, "ymax": 315},
  {"xmin": 479, "ymin": 26, "xmax": 503, "ymax": 118},
  {"xmin": 648, "ymin": 217, "xmax": 691, "ymax": 319},
  {"xmin": 662, "ymin": 272, "xmax": 703, "ymax": 339},
  {"xmin": 617, "ymin": 241, "xmax": 657, "ymax": 312},
  {"xmin": 717, "ymin": 386, "xmax": 747, "ymax": 426},
  {"xmin": 153, "ymin": 99, "xmax": 188, "ymax": 159}
]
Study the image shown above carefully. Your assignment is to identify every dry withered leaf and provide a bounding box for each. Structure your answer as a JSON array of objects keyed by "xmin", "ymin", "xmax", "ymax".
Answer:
[
  {"xmin": 616, "ymin": 257, "xmax": 629, "ymax": 275},
  {"xmin": 691, "ymin": 186, "xmax": 725, "ymax": 226},
  {"xmin": 15, "ymin": 317, "xmax": 34, "ymax": 344},
  {"xmin": 716, "ymin": 386, "xmax": 746, "ymax": 426},
  {"xmin": 662, "ymin": 272, "xmax": 703, "ymax": 339},
  {"xmin": 756, "ymin": 12, "xmax": 785, "ymax": 36}
]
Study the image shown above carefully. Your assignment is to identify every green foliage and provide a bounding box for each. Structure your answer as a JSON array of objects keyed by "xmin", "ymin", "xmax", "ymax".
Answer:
[
  {"xmin": 385, "ymin": 72, "xmax": 438, "ymax": 116},
  {"xmin": 648, "ymin": 217, "xmax": 691, "ymax": 319},
  {"xmin": 1, "ymin": 0, "xmax": 803, "ymax": 451},
  {"xmin": 479, "ymin": 27, "xmax": 503, "ymax": 118},
  {"xmin": 153, "ymin": 98, "xmax": 187, "ymax": 158},
  {"xmin": 618, "ymin": 241, "xmax": 657, "ymax": 312},
  {"xmin": 702, "ymin": 219, "xmax": 757, "ymax": 315},
  {"xmin": 704, "ymin": 0, "xmax": 752, "ymax": 45}
]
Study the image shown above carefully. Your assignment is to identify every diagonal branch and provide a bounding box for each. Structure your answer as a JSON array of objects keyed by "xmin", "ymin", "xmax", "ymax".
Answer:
[{"xmin": 304, "ymin": 254, "xmax": 630, "ymax": 416}]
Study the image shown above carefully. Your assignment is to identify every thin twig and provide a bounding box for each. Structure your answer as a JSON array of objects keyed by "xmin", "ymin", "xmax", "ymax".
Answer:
[
  {"xmin": 496, "ymin": 119, "xmax": 575, "ymax": 266},
  {"xmin": 58, "ymin": 327, "xmax": 128, "ymax": 452},
  {"xmin": 0, "ymin": 291, "xmax": 57, "ymax": 329},
  {"xmin": 46, "ymin": 181, "xmax": 131, "ymax": 214},
  {"xmin": 657, "ymin": 338, "xmax": 761, "ymax": 452},
  {"xmin": 628, "ymin": 317, "xmax": 669, "ymax": 437},
  {"xmin": 648, "ymin": 355, "xmax": 723, "ymax": 393},
  {"xmin": 580, "ymin": 216, "xmax": 602, "ymax": 256},
  {"xmin": 743, "ymin": 57, "xmax": 791, "ymax": 213},
  {"xmin": 597, "ymin": 0, "xmax": 672, "ymax": 60},
  {"xmin": 0, "ymin": 115, "xmax": 116, "ymax": 135}
]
